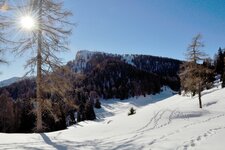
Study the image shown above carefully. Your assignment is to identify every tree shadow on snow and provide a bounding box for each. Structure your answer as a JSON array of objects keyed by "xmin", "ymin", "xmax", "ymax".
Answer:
[
  {"xmin": 128, "ymin": 92, "xmax": 174, "ymax": 107},
  {"xmin": 172, "ymin": 110, "xmax": 210, "ymax": 119},
  {"xmin": 203, "ymin": 101, "xmax": 217, "ymax": 107},
  {"xmin": 0, "ymin": 142, "xmax": 44, "ymax": 150},
  {"xmin": 202, "ymin": 88, "xmax": 220, "ymax": 97},
  {"xmin": 40, "ymin": 133, "xmax": 67, "ymax": 150}
]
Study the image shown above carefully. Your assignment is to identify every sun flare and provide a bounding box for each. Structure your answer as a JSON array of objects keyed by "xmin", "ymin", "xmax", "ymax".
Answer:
[{"xmin": 20, "ymin": 15, "xmax": 36, "ymax": 30}]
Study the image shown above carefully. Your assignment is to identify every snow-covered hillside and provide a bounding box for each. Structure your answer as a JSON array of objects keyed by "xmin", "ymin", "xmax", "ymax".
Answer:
[
  {"xmin": 68, "ymin": 50, "xmax": 181, "ymax": 84},
  {"xmin": 70, "ymin": 50, "xmax": 97, "ymax": 72},
  {"xmin": 68, "ymin": 50, "xmax": 139, "ymax": 72},
  {"xmin": 1, "ymin": 86, "xmax": 225, "ymax": 150},
  {"xmin": 69, "ymin": 50, "xmax": 136, "ymax": 72}
]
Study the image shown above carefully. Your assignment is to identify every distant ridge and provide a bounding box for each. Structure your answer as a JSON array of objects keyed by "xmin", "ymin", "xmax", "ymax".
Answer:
[
  {"xmin": 68, "ymin": 50, "xmax": 182, "ymax": 76},
  {"xmin": 0, "ymin": 77, "xmax": 21, "ymax": 87}
]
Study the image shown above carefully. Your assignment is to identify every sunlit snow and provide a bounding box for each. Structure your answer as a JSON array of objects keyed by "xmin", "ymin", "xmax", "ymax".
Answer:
[{"xmin": 0, "ymin": 86, "xmax": 225, "ymax": 150}]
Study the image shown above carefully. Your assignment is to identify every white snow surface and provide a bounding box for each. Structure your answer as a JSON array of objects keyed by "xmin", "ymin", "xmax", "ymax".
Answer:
[
  {"xmin": 1, "ymin": 86, "xmax": 225, "ymax": 150},
  {"xmin": 122, "ymin": 54, "xmax": 135, "ymax": 66},
  {"xmin": 72, "ymin": 50, "xmax": 96, "ymax": 72}
]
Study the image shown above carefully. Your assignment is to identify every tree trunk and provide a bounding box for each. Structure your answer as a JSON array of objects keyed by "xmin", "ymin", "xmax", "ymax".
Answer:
[
  {"xmin": 198, "ymin": 84, "xmax": 202, "ymax": 109},
  {"xmin": 36, "ymin": 0, "xmax": 43, "ymax": 132},
  {"xmin": 222, "ymin": 74, "xmax": 225, "ymax": 88},
  {"xmin": 36, "ymin": 36, "xmax": 42, "ymax": 132}
]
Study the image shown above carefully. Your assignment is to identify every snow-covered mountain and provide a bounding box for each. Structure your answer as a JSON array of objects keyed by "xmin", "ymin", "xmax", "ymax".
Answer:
[
  {"xmin": 1, "ymin": 85, "xmax": 225, "ymax": 149},
  {"xmin": 0, "ymin": 77, "xmax": 21, "ymax": 87},
  {"xmin": 65, "ymin": 50, "xmax": 181, "ymax": 97},
  {"xmin": 69, "ymin": 50, "xmax": 98, "ymax": 72},
  {"xmin": 67, "ymin": 50, "xmax": 181, "ymax": 76}
]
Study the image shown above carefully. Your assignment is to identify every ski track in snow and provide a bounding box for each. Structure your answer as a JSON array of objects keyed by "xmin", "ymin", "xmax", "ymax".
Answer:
[
  {"xmin": 93, "ymin": 109, "xmax": 225, "ymax": 149},
  {"xmin": 46, "ymin": 95, "xmax": 225, "ymax": 150},
  {"xmin": 134, "ymin": 109, "xmax": 225, "ymax": 149},
  {"xmin": 149, "ymin": 112, "xmax": 225, "ymax": 149},
  {"xmin": 136, "ymin": 109, "xmax": 176, "ymax": 133}
]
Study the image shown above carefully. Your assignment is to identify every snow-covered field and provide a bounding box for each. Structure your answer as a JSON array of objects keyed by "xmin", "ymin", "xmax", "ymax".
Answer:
[{"xmin": 1, "ymin": 86, "xmax": 225, "ymax": 150}]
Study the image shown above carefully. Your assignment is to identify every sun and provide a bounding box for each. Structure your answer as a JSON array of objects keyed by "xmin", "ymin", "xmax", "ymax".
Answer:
[{"xmin": 20, "ymin": 15, "xmax": 36, "ymax": 30}]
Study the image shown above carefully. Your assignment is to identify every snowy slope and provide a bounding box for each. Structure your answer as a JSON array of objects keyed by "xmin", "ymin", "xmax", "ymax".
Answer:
[
  {"xmin": 70, "ymin": 50, "xmax": 137, "ymax": 72},
  {"xmin": 122, "ymin": 54, "xmax": 135, "ymax": 66},
  {"xmin": 71, "ymin": 50, "xmax": 97, "ymax": 72},
  {"xmin": 1, "ymin": 86, "xmax": 225, "ymax": 150}
]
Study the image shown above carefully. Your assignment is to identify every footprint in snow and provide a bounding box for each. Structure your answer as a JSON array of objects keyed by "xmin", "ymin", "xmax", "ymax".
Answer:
[
  {"xmin": 107, "ymin": 120, "xmax": 112, "ymax": 124},
  {"xmin": 190, "ymin": 140, "xmax": 195, "ymax": 147},
  {"xmin": 180, "ymin": 127, "xmax": 224, "ymax": 150},
  {"xmin": 196, "ymin": 136, "xmax": 201, "ymax": 141},
  {"xmin": 183, "ymin": 144, "xmax": 188, "ymax": 150}
]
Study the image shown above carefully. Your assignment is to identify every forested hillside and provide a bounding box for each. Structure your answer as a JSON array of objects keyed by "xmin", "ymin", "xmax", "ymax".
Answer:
[{"xmin": 0, "ymin": 51, "xmax": 182, "ymax": 132}]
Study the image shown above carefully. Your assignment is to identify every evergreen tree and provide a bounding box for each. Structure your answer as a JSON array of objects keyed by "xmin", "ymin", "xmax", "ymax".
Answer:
[
  {"xmin": 85, "ymin": 100, "xmax": 96, "ymax": 120},
  {"xmin": 222, "ymin": 57, "xmax": 225, "ymax": 88},
  {"xmin": 203, "ymin": 58, "xmax": 215, "ymax": 89},
  {"xmin": 94, "ymin": 99, "xmax": 101, "ymax": 109},
  {"xmin": 222, "ymin": 74, "xmax": 225, "ymax": 88},
  {"xmin": 215, "ymin": 47, "xmax": 225, "ymax": 78},
  {"xmin": 0, "ymin": 90, "xmax": 15, "ymax": 132},
  {"xmin": 128, "ymin": 107, "xmax": 136, "ymax": 116}
]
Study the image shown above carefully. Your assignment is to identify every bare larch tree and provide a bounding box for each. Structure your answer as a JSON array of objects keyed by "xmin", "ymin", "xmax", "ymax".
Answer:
[
  {"xmin": 6, "ymin": 0, "xmax": 73, "ymax": 132},
  {"xmin": 179, "ymin": 34, "xmax": 212, "ymax": 108},
  {"xmin": 0, "ymin": 0, "xmax": 9, "ymax": 64},
  {"xmin": 32, "ymin": 0, "xmax": 73, "ymax": 132}
]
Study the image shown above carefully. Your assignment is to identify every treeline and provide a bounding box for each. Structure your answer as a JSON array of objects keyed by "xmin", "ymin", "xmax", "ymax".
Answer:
[
  {"xmin": 132, "ymin": 55, "xmax": 181, "ymax": 76},
  {"xmin": 83, "ymin": 58, "xmax": 161, "ymax": 100},
  {"xmin": 0, "ymin": 78, "xmax": 65, "ymax": 132},
  {"xmin": 131, "ymin": 55, "xmax": 181, "ymax": 91},
  {"xmin": 0, "ymin": 75, "xmax": 97, "ymax": 133}
]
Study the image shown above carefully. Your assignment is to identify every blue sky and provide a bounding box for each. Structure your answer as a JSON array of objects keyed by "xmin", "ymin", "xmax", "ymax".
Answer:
[{"xmin": 1, "ymin": 0, "xmax": 225, "ymax": 80}]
